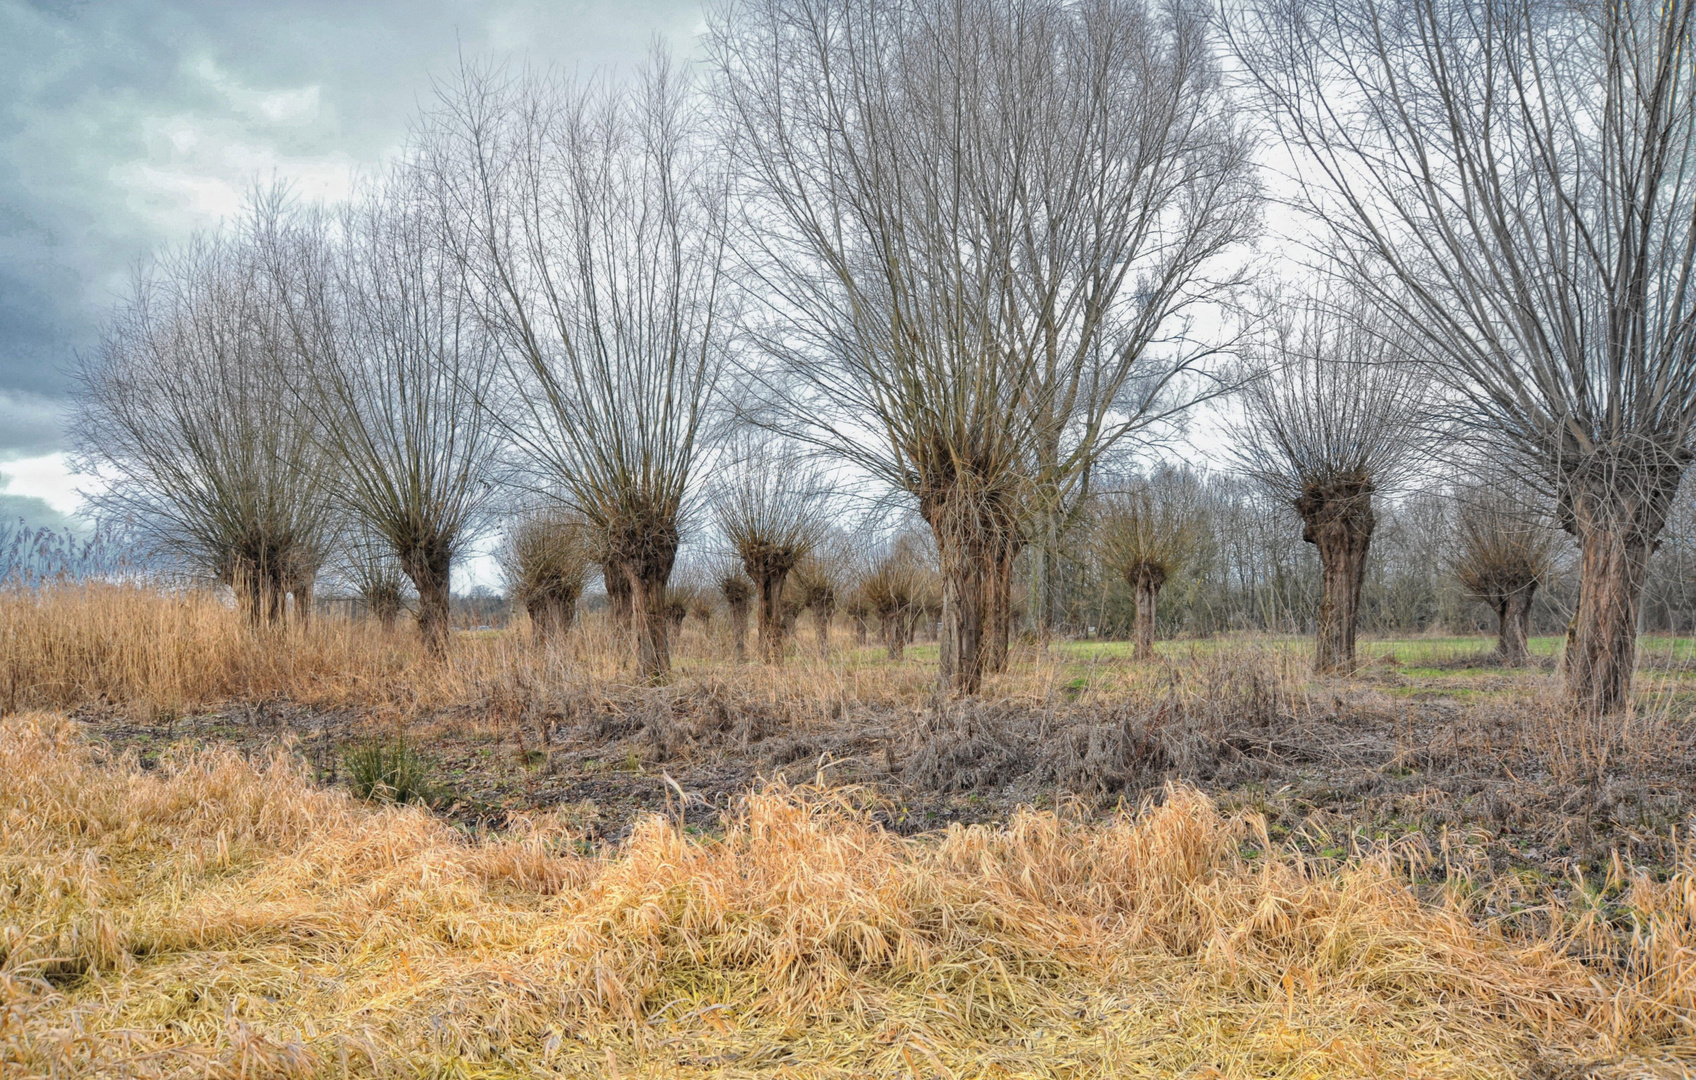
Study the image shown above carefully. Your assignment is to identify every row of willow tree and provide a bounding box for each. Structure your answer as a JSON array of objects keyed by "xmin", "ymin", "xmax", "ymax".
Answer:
[{"xmin": 74, "ymin": 0, "xmax": 1696, "ymax": 719}]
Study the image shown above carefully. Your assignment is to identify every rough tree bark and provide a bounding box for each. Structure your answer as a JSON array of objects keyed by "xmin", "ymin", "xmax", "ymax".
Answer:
[
  {"xmin": 404, "ymin": 547, "xmax": 453, "ymax": 659},
  {"xmin": 812, "ymin": 594, "xmax": 834, "ymax": 657},
  {"xmin": 1494, "ymin": 585, "xmax": 1535, "ymax": 667},
  {"xmin": 1296, "ymin": 478, "xmax": 1374, "ymax": 676},
  {"xmin": 881, "ymin": 609, "xmax": 905, "ymax": 660},
  {"xmin": 1558, "ymin": 464, "xmax": 1684, "ymax": 715},
  {"xmin": 625, "ymin": 560, "xmax": 673, "ymax": 682},
  {"xmin": 748, "ymin": 557, "xmax": 798, "ymax": 664},
  {"xmin": 604, "ymin": 557, "xmax": 633, "ymax": 637},
  {"xmin": 926, "ymin": 486, "xmax": 1016, "ymax": 696},
  {"xmin": 1131, "ymin": 564, "xmax": 1168, "ymax": 662},
  {"xmin": 982, "ymin": 542, "xmax": 1018, "ymax": 675},
  {"xmin": 935, "ymin": 540, "xmax": 988, "ymax": 695},
  {"xmin": 527, "ymin": 593, "xmax": 577, "ymax": 646},
  {"xmin": 290, "ymin": 576, "xmax": 313, "ymax": 631},
  {"xmin": 728, "ymin": 596, "xmax": 750, "ymax": 660}
]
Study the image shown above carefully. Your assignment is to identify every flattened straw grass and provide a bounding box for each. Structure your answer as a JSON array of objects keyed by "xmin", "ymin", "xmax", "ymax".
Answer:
[{"xmin": 2, "ymin": 716, "xmax": 1691, "ymax": 1078}]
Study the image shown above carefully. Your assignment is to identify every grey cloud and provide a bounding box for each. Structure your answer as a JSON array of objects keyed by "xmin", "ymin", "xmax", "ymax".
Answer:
[{"xmin": 0, "ymin": 0, "xmax": 703, "ymax": 459}]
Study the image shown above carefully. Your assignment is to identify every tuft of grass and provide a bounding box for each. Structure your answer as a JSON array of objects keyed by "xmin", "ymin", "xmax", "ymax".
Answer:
[
  {"xmin": 343, "ymin": 737, "xmax": 438, "ymax": 805},
  {"xmin": 0, "ymin": 715, "xmax": 1691, "ymax": 1078}
]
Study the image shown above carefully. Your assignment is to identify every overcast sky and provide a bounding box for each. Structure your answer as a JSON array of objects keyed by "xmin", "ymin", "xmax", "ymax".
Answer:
[{"xmin": 0, "ymin": 0, "xmax": 705, "ymax": 533}]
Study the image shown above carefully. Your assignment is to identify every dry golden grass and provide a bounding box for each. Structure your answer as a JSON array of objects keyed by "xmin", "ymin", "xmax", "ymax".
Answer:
[
  {"xmin": 0, "ymin": 583, "xmax": 1182, "ymax": 719},
  {"xmin": 2, "ymin": 714, "xmax": 1692, "ymax": 1079}
]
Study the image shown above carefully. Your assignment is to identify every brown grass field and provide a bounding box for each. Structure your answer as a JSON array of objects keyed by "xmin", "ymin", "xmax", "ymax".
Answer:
[{"xmin": 2, "ymin": 584, "xmax": 1694, "ymax": 1077}]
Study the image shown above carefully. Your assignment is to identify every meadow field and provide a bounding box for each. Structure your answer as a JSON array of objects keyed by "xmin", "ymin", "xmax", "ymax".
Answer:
[{"xmin": 0, "ymin": 583, "xmax": 1691, "ymax": 1078}]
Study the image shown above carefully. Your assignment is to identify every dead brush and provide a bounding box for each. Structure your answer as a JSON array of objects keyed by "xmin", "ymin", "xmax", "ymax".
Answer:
[
  {"xmin": 911, "ymin": 649, "xmax": 1309, "ymax": 797},
  {"xmin": 2, "ymin": 714, "xmax": 1692, "ymax": 1077}
]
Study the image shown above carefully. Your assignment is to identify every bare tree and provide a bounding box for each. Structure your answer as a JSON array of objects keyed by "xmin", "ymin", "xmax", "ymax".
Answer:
[
  {"xmin": 1232, "ymin": 0, "xmax": 1696, "ymax": 714},
  {"xmin": 1234, "ymin": 298, "xmax": 1426, "ymax": 674},
  {"xmin": 425, "ymin": 56, "xmax": 730, "ymax": 681},
  {"xmin": 75, "ymin": 229, "xmax": 335, "ymax": 626},
  {"xmin": 791, "ymin": 554, "xmax": 838, "ymax": 658},
  {"xmin": 1452, "ymin": 482, "xmax": 1559, "ymax": 667},
  {"xmin": 719, "ymin": 569, "xmax": 754, "ymax": 660},
  {"xmin": 502, "ymin": 507, "xmax": 595, "ymax": 645},
  {"xmin": 711, "ymin": 0, "xmax": 1258, "ymax": 694},
  {"xmin": 262, "ymin": 175, "xmax": 502, "ymax": 656},
  {"xmin": 713, "ymin": 444, "xmax": 830, "ymax": 664},
  {"xmin": 338, "ymin": 530, "xmax": 410, "ymax": 631},
  {"xmin": 1095, "ymin": 467, "xmax": 1207, "ymax": 660},
  {"xmin": 857, "ymin": 532, "xmax": 932, "ymax": 661}
]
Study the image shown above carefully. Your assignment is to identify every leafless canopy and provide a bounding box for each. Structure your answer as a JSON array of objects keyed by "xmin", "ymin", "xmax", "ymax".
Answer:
[
  {"xmin": 262, "ymin": 174, "xmax": 503, "ymax": 656},
  {"xmin": 424, "ymin": 55, "xmax": 731, "ymax": 680},
  {"xmin": 501, "ymin": 507, "xmax": 597, "ymax": 645},
  {"xmin": 75, "ymin": 228, "xmax": 335, "ymax": 626},
  {"xmin": 1452, "ymin": 477, "xmax": 1560, "ymax": 666},
  {"xmin": 710, "ymin": 0, "xmax": 1258, "ymax": 692},
  {"xmin": 712, "ymin": 442, "xmax": 831, "ymax": 663},
  {"xmin": 1234, "ymin": 296, "xmax": 1427, "ymax": 672},
  {"xmin": 1230, "ymin": 0, "xmax": 1696, "ymax": 712},
  {"xmin": 1094, "ymin": 466, "xmax": 1208, "ymax": 659}
]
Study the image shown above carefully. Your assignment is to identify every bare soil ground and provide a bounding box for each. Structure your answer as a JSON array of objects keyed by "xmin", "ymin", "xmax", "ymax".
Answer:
[{"xmin": 69, "ymin": 642, "xmax": 1696, "ymax": 903}]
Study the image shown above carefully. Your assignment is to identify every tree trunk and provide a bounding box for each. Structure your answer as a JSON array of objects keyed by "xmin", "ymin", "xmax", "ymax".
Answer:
[
  {"xmin": 1558, "ymin": 463, "xmax": 1684, "ymax": 717},
  {"xmin": 754, "ymin": 568, "xmax": 793, "ymax": 664},
  {"xmin": 411, "ymin": 562, "xmax": 452, "ymax": 659},
  {"xmin": 264, "ymin": 576, "xmax": 285, "ymax": 628},
  {"xmin": 1495, "ymin": 584, "xmax": 1535, "ymax": 667},
  {"xmin": 1027, "ymin": 532, "xmax": 1053, "ymax": 641},
  {"xmin": 231, "ymin": 560, "xmax": 265, "ymax": 627},
  {"xmin": 1563, "ymin": 524, "xmax": 1652, "ymax": 717},
  {"xmin": 528, "ymin": 594, "xmax": 576, "ymax": 646},
  {"xmin": 936, "ymin": 539, "xmax": 988, "ymax": 696},
  {"xmin": 291, "ymin": 578, "xmax": 313, "ymax": 631},
  {"xmin": 982, "ymin": 543, "xmax": 1017, "ymax": 675},
  {"xmin": 813, "ymin": 599, "xmax": 833, "ymax": 657},
  {"xmin": 852, "ymin": 613, "xmax": 868, "ymax": 647},
  {"xmin": 625, "ymin": 562, "xmax": 672, "ymax": 682},
  {"xmin": 604, "ymin": 558, "xmax": 633, "ymax": 636},
  {"xmin": 1297, "ymin": 480, "xmax": 1374, "ymax": 676},
  {"xmin": 728, "ymin": 598, "xmax": 750, "ymax": 661},
  {"xmin": 1132, "ymin": 566, "xmax": 1166, "ymax": 662},
  {"xmin": 881, "ymin": 610, "xmax": 905, "ymax": 660}
]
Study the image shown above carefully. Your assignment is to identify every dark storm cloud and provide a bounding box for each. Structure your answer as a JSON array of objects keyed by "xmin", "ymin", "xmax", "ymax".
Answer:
[{"xmin": 0, "ymin": 0, "xmax": 704, "ymax": 479}]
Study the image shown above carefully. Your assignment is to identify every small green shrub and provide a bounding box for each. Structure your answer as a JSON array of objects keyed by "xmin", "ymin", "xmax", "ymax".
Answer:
[{"xmin": 344, "ymin": 738, "xmax": 438, "ymax": 806}]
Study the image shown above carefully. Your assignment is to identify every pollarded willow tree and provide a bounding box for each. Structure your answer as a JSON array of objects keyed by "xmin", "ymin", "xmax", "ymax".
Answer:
[
  {"xmin": 1095, "ymin": 467, "xmax": 1207, "ymax": 661},
  {"xmin": 1234, "ymin": 299, "xmax": 1426, "ymax": 674},
  {"xmin": 790, "ymin": 553, "xmax": 839, "ymax": 658},
  {"xmin": 339, "ymin": 532, "xmax": 409, "ymax": 631},
  {"xmin": 710, "ymin": 0, "xmax": 1258, "ymax": 694},
  {"xmin": 425, "ymin": 56, "xmax": 731, "ymax": 681},
  {"xmin": 261, "ymin": 176, "xmax": 503, "ymax": 657},
  {"xmin": 712, "ymin": 444, "xmax": 830, "ymax": 664},
  {"xmin": 1232, "ymin": 0, "xmax": 1696, "ymax": 715},
  {"xmin": 74, "ymin": 230, "xmax": 336, "ymax": 626},
  {"xmin": 1452, "ymin": 482, "xmax": 1559, "ymax": 667},
  {"xmin": 719, "ymin": 569, "xmax": 755, "ymax": 660},
  {"xmin": 502, "ymin": 508, "xmax": 596, "ymax": 646}
]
